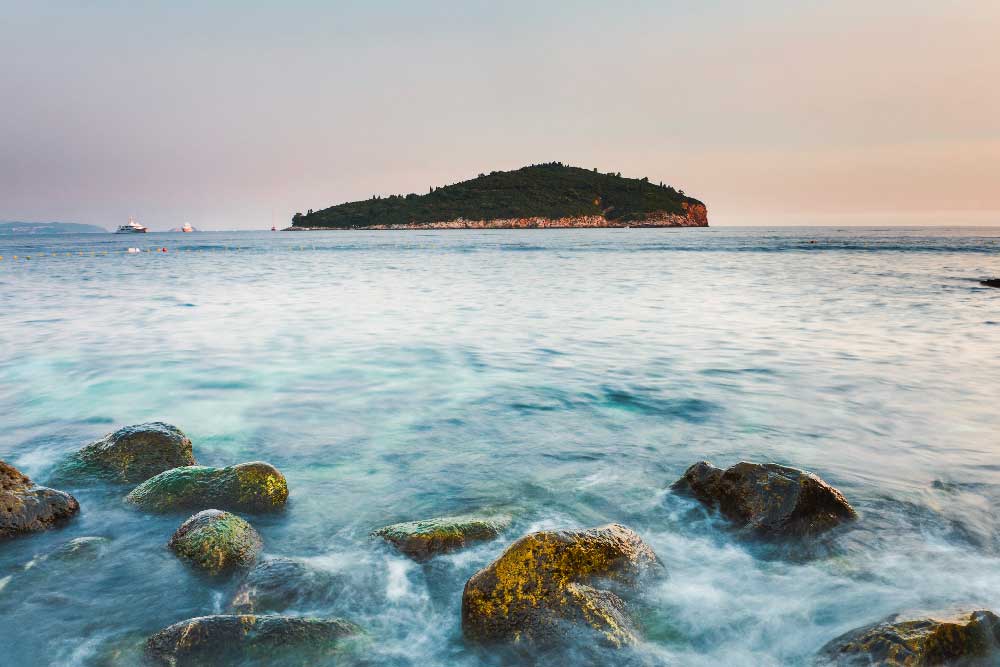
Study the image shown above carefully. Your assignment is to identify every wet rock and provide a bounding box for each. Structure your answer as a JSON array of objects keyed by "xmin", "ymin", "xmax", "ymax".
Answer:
[
  {"xmin": 981, "ymin": 278, "xmax": 1000, "ymax": 288},
  {"xmin": 145, "ymin": 614, "xmax": 362, "ymax": 666},
  {"xmin": 462, "ymin": 523, "xmax": 663, "ymax": 648},
  {"xmin": 0, "ymin": 460, "xmax": 79, "ymax": 540},
  {"xmin": 373, "ymin": 513, "xmax": 511, "ymax": 561},
  {"xmin": 58, "ymin": 422, "xmax": 195, "ymax": 484},
  {"xmin": 230, "ymin": 556, "xmax": 341, "ymax": 614},
  {"xmin": 672, "ymin": 461, "xmax": 857, "ymax": 538},
  {"xmin": 816, "ymin": 609, "xmax": 1000, "ymax": 666},
  {"xmin": 125, "ymin": 461, "xmax": 288, "ymax": 513},
  {"xmin": 169, "ymin": 510, "xmax": 262, "ymax": 575},
  {"xmin": 48, "ymin": 536, "xmax": 111, "ymax": 562}
]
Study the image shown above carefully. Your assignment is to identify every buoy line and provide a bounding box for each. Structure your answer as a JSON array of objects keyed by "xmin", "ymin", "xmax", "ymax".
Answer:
[{"xmin": 0, "ymin": 245, "xmax": 329, "ymax": 264}]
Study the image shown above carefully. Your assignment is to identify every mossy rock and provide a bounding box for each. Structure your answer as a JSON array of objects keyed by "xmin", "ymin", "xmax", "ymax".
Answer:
[
  {"xmin": 817, "ymin": 609, "xmax": 1000, "ymax": 666},
  {"xmin": 230, "ymin": 557, "xmax": 342, "ymax": 614},
  {"xmin": 372, "ymin": 513, "xmax": 511, "ymax": 561},
  {"xmin": 169, "ymin": 510, "xmax": 262, "ymax": 575},
  {"xmin": 1, "ymin": 460, "xmax": 79, "ymax": 540},
  {"xmin": 145, "ymin": 614, "xmax": 362, "ymax": 667},
  {"xmin": 672, "ymin": 461, "xmax": 857, "ymax": 538},
  {"xmin": 124, "ymin": 462, "xmax": 288, "ymax": 513},
  {"xmin": 57, "ymin": 422, "xmax": 195, "ymax": 484},
  {"xmin": 462, "ymin": 523, "xmax": 663, "ymax": 648}
]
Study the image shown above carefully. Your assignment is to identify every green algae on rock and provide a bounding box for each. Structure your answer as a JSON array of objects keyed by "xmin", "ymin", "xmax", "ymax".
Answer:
[
  {"xmin": 57, "ymin": 422, "xmax": 195, "ymax": 484},
  {"xmin": 168, "ymin": 509, "xmax": 262, "ymax": 575},
  {"xmin": 461, "ymin": 523, "xmax": 663, "ymax": 648},
  {"xmin": 1, "ymin": 460, "xmax": 79, "ymax": 540},
  {"xmin": 230, "ymin": 556, "xmax": 342, "ymax": 614},
  {"xmin": 145, "ymin": 614, "xmax": 363, "ymax": 666},
  {"xmin": 816, "ymin": 609, "xmax": 1000, "ymax": 666},
  {"xmin": 373, "ymin": 513, "xmax": 511, "ymax": 561},
  {"xmin": 672, "ymin": 461, "xmax": 857, "ymax": 538},
  {"xmin": 124, "ymin": 461, "xmax": 288, "ymax": 513}
]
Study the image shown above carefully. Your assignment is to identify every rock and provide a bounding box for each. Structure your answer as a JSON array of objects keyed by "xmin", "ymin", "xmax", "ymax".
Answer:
[
  {"xmin": 0, "ymin": 460, "xmax": 80, "ymax": 540},
  {"xmin": 124, "ymin": 462, "xmax": 288, "ymax": 513},
  {"xmin": 981, "ymin": 278, "xmax": 1000, "ymax": 288},
  {"xmin": 59, "ymin": 422, "xmax": 195, "ymax": 484},
  {"xmin": 230, "ymin": 557, "xmax": 341, "ymax": 614},
  {"xmin": 372, "ymin": 513, "xmax": 511, "ymax": 561},
  {"xmin": 816, "ymin": 609, "xmax": 1000, "ymax": 666},
  {"xmin": 461, "ymin": 523, "xmax": 662, "ymax": 647},
  {"xmin": 169, "ymin": 510, "xmax": 262, "ymax": 575},
  {"xmin": 145, "ymin": 614, "xmax": 361, "ymax": 666},
  {"xmin": 672, "ymin": 461, "xmax": 857, "ymax": 538},
  {"xmin": 48, "ymin": 536, "xmax": 110, "ymax": 562}
]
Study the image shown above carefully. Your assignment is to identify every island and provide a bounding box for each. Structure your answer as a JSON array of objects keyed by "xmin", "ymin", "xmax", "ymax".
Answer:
[
  {"xmin": 287, "ymin": 163, "xmax": 707, "ymax": 230},
  {"xmin": 0, "ymin": 221, "xmax": 108, "ymax": 235}
]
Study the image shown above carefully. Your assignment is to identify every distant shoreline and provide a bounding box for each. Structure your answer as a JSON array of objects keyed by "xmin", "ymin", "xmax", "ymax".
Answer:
[{"xmin": 285, "ymin": 207, "xmax": 708, "ymax": 232}]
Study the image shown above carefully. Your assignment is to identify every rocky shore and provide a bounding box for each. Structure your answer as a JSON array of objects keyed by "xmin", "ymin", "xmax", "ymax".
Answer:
[
  {"xmin": 3, "ymin": 424, "xmax": 998, "ymax": 665},
  {"xmin": 285, "ymin": 203, "xmax": 708, "ymax": 231}
]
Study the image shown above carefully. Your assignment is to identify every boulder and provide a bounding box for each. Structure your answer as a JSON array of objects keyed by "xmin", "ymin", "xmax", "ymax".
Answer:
[
  {"xmin": 125, "ymin": 462, "xmax": 288, "ymax": 513},
  {"xmin": 59, "ymin": 422, "xmax": 195, "ymax": 484},
  {"xmin": 230, "ymin": 557, "xmax": 341, "ymax": 614},
  {"xmin": 373, "ymin": 513, "xmax": 511, "ymax": 561},
  {"xmin": 817, "ymin": 609, "xmax": 1000, "ymax": 666},
  {"xmin": 145, "ymin": 614, "xmax": 362, "ymax": 666},
  {"xmin": 462, "ymin": 523, "xmax": 662, "ymax": 648},
  {"xmin": 0, "ymin": 460, "xmax": 79, "ymax": 540},
  {"xmin": 169, "ymin": 510, "xmax": 262, "ymax": 575},
  {"xmin": 672, "ymin": 461, "xmax": 857, "ymax": 538}
]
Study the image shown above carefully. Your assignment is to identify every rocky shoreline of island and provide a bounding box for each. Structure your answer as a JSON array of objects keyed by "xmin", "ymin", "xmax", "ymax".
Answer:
[
  {"xmin": 4, "ymin": 420, "xmax": 998, "ymax": 665},
  {"xmin": 284, "ymin": 203, "xmax": 708, "ymax": 231}
]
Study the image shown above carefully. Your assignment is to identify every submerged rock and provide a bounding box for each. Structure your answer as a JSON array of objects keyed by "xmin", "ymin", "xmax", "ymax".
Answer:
[
  {"xmin": 169, "ymin": 510, "xmax": 262, "ymax": 575},
  {"xmin": 672, "ymin": 461, "xmax": 857, "ymax": 538},
  {"xmin": 817, "ymin": 609, "xmax": 1000, "ymax": 666},
  {"xmin": 0, "ymin": 460, "xmax": 79, "ymax": 540},
  {"xmin": 230, "ymin": 556, "xmax": 342, "ymax": 614},
  {"xmin": 373, "ymin": 513, "xmax": 511, "ymax": 561},
  {"xmin": 125, "ymin": 462, "xmax": 288, "ymax": 513},
  {"xmin": 48, "ymin": 536, "xmax": 111, "ymax": 562},
  {"xmin": 58, "ymin": 422, "xmax": 195, "ymax": 484},
  {"xmin": 145, "ymin": 614, "xmax": 362, "ymax": 666},
  {"xmin": 462, "ymin": 523, "xmax": 662, "ymax": 648}
]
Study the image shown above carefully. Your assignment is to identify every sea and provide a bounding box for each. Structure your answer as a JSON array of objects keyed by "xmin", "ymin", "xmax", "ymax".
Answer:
[{"xmin": 1, "ymin": 226, "xmax": 999, "ymax": 666}]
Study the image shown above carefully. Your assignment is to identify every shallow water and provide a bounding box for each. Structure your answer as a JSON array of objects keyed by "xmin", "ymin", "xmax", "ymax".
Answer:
[{"xmin": 1, "ymin": 226, "xmax": 999, "ymax": 666}]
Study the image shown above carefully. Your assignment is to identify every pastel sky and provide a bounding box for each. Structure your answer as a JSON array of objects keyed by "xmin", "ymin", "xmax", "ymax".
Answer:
[{"xmin": 2, "ymin": 1, "xmax": 998, "ymax": 229}]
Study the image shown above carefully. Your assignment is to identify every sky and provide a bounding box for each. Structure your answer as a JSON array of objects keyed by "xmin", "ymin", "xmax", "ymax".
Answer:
[{"xmin": 2, "ymin": 0, "xmax": 998, "ymax": 229}]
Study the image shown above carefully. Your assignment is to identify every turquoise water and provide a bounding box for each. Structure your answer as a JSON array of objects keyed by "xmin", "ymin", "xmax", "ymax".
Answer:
[{"xmin": 1, "ymin": 227, "xmax": 999, "ymax": 666}]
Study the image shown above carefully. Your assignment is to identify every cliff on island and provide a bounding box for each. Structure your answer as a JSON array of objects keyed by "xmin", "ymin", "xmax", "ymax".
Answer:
[{"xmin": 288, "ymin": 163, "xmax": 707, "ymax": 230}]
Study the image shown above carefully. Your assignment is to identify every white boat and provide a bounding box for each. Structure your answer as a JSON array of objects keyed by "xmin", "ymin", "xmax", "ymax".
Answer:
[
  {"xmin": 181, "ymin": 222, "xmax": 193, "ymax": 233},
  {"xmin": 115, "ymin": 216, "xmax": 148, "ymax": 233}
]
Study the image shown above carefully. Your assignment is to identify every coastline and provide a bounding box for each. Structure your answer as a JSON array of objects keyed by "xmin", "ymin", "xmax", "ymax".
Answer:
[{"xmin": 284, "ymin": 204, "xmax": 708, "ymax": 231}]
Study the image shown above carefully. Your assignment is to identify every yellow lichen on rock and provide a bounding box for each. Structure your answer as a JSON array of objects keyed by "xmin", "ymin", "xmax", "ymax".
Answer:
[
  {"xmin": 462, "ymin": 523, "xmax": 661, "ymax": 647},
  {"xmin": 235, "ymin": 462, "xmax": 288, "ymax": 508}
]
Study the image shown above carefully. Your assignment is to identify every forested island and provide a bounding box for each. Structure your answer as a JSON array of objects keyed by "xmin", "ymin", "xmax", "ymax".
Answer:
[{"xmin": 289, "ymin": 163, "xmax": 707, "ymax": 230}]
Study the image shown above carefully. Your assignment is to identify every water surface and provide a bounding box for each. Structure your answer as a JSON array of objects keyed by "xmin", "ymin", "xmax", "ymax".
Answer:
[{"xmin": 1, "ymin": 227, "xmax": 999, "ymax": 665}]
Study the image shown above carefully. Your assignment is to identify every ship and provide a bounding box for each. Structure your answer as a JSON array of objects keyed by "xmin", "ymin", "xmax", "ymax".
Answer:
[
  {"xmin": 115, "ymin": 216, "xmax": 148, "ymax": 233},
  {"xmin": 181, "ymin": 222, "xmax": 193, "ymax": 233}
]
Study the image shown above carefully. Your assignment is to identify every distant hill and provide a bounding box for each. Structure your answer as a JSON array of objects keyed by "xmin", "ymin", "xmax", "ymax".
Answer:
[
  {"xmin": 291, "ymin": 163, "xmax": 707, "ymax": 229},
  {"xmin": 0, "ymin": 221, "xmax": 108, "ymax": 235}
]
